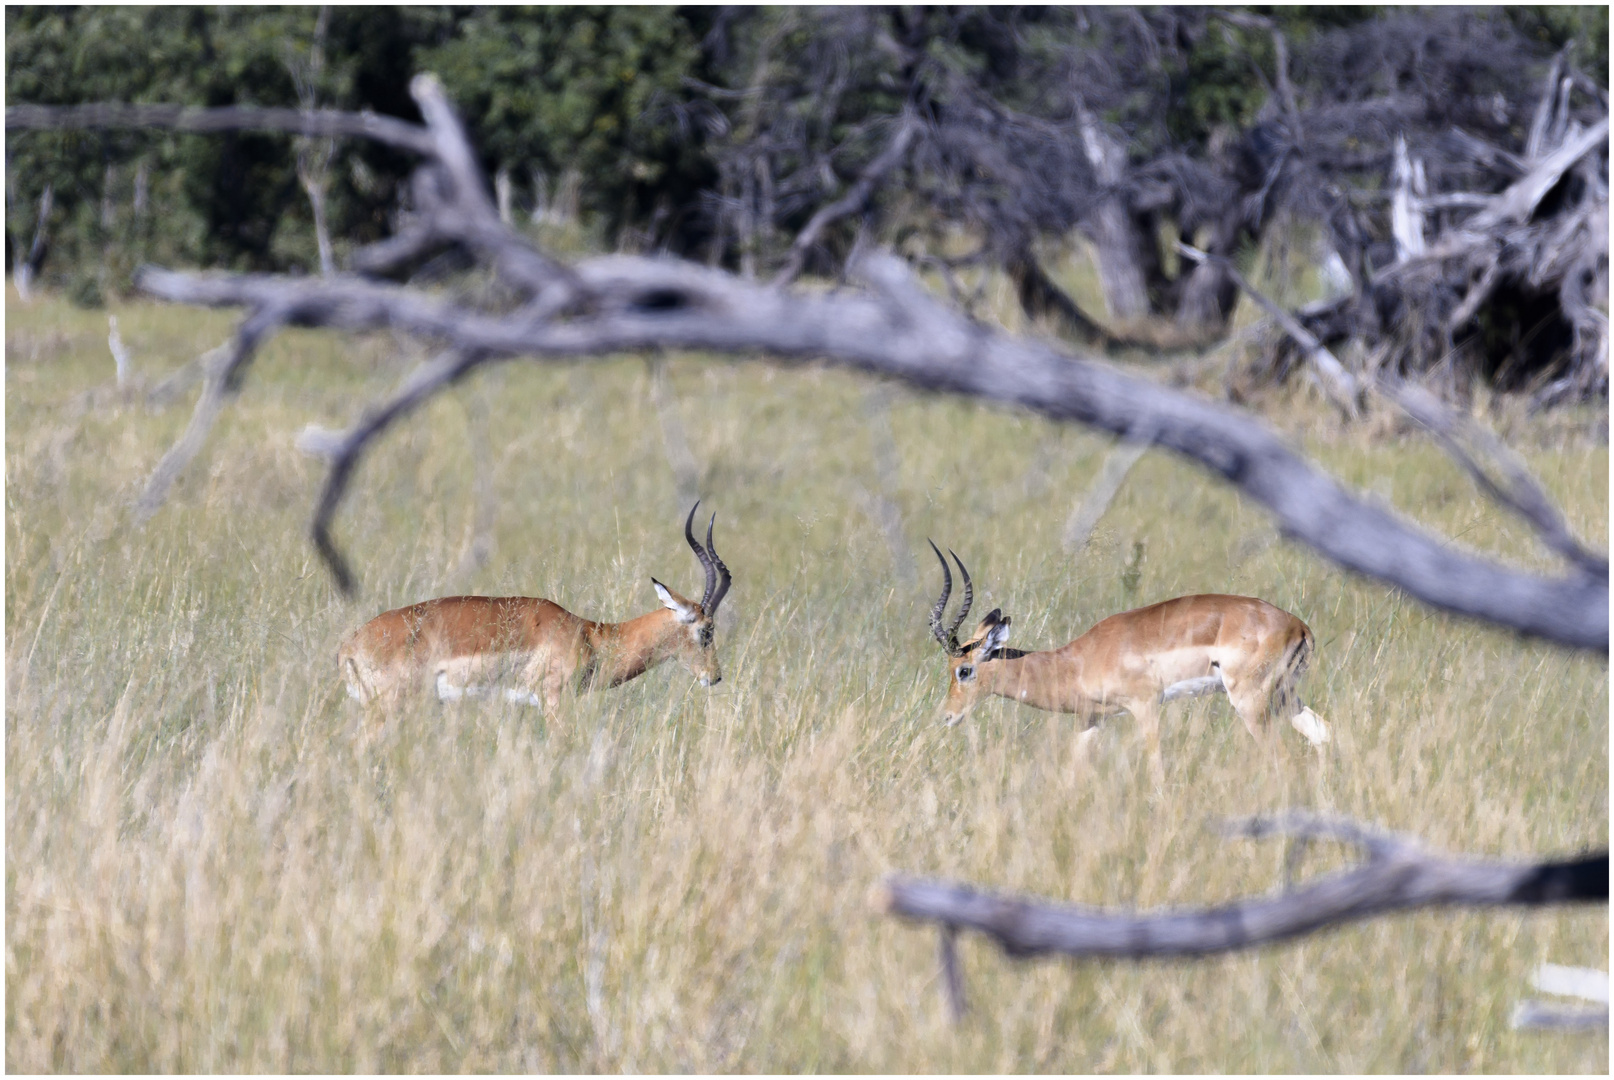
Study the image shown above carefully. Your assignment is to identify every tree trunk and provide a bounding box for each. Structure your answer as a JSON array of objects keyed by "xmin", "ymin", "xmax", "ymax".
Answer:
[
  {"xmin": 1175, "ymin": 216, "xmax": 1241, "ymax": 330},
  {"xmin": 1078, "ymin": 107, "xmax": 1150, "ymax": 322}
]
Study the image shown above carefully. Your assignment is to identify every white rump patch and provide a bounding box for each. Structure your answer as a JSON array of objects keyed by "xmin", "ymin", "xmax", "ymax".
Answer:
[
  {"xmin": 1159, "ymin": 673, "xmax": 1226, "ymax": 703},
  {"xmin": 1291, "ymin": 706, "xmax": 1331, "ymax": 746}
]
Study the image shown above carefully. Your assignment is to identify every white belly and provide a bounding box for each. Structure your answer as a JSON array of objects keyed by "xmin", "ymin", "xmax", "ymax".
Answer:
[{"xmin": 433, "ymin": 651, "xmax": 547, "ymax": 707}]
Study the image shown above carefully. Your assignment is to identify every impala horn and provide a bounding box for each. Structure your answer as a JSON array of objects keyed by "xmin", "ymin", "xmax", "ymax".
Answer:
[
  {"xmin": 685, "ymin": 501, "xmax": 731, "ymax": 616},
  {"xmin": 928, "ymin": 540, "xmax": 974, "ymax": 656}
]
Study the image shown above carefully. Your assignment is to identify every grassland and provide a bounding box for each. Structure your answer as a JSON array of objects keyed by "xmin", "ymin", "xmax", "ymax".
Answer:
[{"xmin": 6, "ymin": 287, "xmax": 1607, "ymax": 1072}]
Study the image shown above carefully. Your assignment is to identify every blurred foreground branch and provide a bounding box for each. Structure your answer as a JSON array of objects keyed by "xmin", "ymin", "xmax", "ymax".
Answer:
[
  {"xmin": 16, "ymin": 77, "xmax": 1605, "ymax": 650},
  {"xmin": 1184, "ymin": 235, "xmax": 1605, "ymax": 580},
  {"xmin": 881, "ymin": 813, "xmax": 1607, "ymax": 1022}
]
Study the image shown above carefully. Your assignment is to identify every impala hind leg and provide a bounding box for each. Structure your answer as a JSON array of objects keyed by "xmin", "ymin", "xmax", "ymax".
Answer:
[
  {"xmin": 1221, "ymin": 668, "xmax": 1277, "ymax": 752},
  {"xmin": 354, "ymin": 689, "xmax": 405, "ymax": 744}
]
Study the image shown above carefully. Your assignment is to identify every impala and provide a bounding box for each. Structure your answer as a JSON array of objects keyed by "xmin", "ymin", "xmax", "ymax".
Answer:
[
  {"xmin": 339, "ymin": 503, "xmax": 731, "ymax": 720},
  {"xmin": 926, "ymin": 542, "xmax": 1330, "ymax": 782}
]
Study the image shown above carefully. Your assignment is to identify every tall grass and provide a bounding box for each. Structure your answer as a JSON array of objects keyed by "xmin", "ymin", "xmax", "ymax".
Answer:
[{"xmin": 6, "ymin": 290, "xmax": 1607, "ymax": 1071}]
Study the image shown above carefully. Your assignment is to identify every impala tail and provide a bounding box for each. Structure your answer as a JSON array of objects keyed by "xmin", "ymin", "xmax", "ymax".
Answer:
[{"xmin": 1276, "ymin": 626, "xmax": 1330, "ymax": 745}]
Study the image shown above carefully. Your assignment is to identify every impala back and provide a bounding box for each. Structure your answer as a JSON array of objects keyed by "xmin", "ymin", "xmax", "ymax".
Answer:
[
  {"xmin": 339, "ymin": 596, "xmax": 580, "ymax": 704},
  {"xmin": 1073, "ymin": 593, "xmax": 1309, "ymax": 700}
]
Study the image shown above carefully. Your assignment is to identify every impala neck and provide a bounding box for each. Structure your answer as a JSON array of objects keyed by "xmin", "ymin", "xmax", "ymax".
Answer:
[
  {"xmin": 975, "ymin": 648, "xmax": 1086, "ymax": 713},
  {"xmin": 587, "ymin": 608, "xmax": 683, "ymax": 687}
]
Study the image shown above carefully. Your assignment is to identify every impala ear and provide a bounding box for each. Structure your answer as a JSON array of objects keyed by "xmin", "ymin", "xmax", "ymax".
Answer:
[
  {"xmin": 979, "ymin": 618, "xmax": 1011, "ymax": 659},
  {"xmin": 653, "ymin": 578, "xmax": 699, "ymax": 624},
  {"xmin": 977, "ymin": 607, "xmax": 1004, "ymax": 631}
]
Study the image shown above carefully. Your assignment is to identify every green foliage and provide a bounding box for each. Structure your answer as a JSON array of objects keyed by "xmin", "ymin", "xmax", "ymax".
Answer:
[
  {"xmin": 1165, "ymin": 8, "xmax": 1381, "ymax": 149},
  {"xmin": 5, "ymin": 7, "xmax": 389, "ymax": 295},
  {"xmin": 416, "ymin": 6, "xmax": 707, "ymax": 235},
  {"xmin": 4, "ymin": 7, "xmax": 711, "ymax": 293},
  {"xmin": 4, "ymin": 6, "xmax": 1595, "ymax": 298},
  {"xmin": 1507, "ymin": 5, "xmax": 1609, "ymax": 84}
]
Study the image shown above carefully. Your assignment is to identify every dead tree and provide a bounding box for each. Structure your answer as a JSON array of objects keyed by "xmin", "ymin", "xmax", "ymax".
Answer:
[{"xmin": 1274, "ymin": 37, "xmax": 1610, "ymax": 404}]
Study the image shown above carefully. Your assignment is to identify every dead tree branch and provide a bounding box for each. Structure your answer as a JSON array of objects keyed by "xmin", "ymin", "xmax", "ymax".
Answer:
[
  {"xmin": 133, "ymin": 249, "xmax": 1608, "ymax": 647},
  {"xmin": 882, "ymin": 813, "xmax": 1606, "ymax": 1022},
  {"xmin": 304, "ymin": 349, "xmax": 486, "ymax": 593},
  {"xmin": 1376, "ymin": 379, "xmax": 1608, "ymax": 579},
  {"xmin": 772, "ymin": 110, "xmax": 918, "ymax": 287},
  {"xmin": 1197, "ymin": 244, "xmax": 1604, "ymax": 580},
  {"xmin": 1177, "ymin": 241, "xmax": 1363, "ymax": 419},
  {"xmin": 1512, "ymin": 1000, "xmax": 1610, "ymax": 1031},
  {"xmin": 1513, "ymin": 962, "xmax": 1609, "ymax": 1031},
  {"xmin": 1468, "ymin": 119, "xmax": 1608, "ymax": 233},
  {"xmin": 5, "ymin": 101, "xmax": 435, "ymax": 156}
]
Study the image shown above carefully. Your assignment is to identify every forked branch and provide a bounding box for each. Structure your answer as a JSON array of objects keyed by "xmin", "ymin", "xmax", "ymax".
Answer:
[
  {"xmin": 881, "ymin": 813, "xmax": 1607, "ymax": 1021},
  {"xmin": 1180, "ymin": 236, "xmax": 1604, "ymax": 582}
]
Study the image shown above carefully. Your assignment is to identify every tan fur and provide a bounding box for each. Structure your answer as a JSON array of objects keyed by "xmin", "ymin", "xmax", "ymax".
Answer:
[
  {"xmin": 941, "ymin": 593, "xmax": 1329, "ymax": 783},
  {"xmin": 339, "ymin": 587, "xmax": 720, "ymax": 725}
]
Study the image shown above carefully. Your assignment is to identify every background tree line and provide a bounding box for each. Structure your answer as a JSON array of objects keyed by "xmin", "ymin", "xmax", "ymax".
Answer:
[{"xmin": 6, "ymin": 5, "xmax": 1608, "ymax": 396}]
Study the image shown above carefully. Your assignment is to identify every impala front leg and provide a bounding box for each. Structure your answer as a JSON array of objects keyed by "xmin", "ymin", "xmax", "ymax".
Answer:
[
  {"xmin": 1128, "ymin": 699, "xmax": 1167, "ymax": 789},
  {"xmin": 1072, "ymin": 719, "xmax": 1102, "ymax": 776},
  {"xmin": 538, "ymin": 668, "xmax": 571, "ymax": 716}
]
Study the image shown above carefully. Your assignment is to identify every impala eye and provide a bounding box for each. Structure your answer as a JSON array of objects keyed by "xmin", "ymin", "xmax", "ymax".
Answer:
[{"xmin": 957, "ymin": 665, "xmax": 974, "ymax": 682}]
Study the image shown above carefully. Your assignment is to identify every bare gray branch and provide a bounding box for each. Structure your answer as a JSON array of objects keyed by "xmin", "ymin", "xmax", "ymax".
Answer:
[
  {"xmin": 5, "ymin": 101, "xmax": 435, "ymax": 156},
  {"xmin": 772, "ymin": 111, "xmax": 918, "ymax": 287},
  {"xmin": 1177, "ymin": 241, "xmax": 1363, "ymax": 418},
  {"xmin": 33, "ymin": 85, "xmax": 1578, "ymax": 647},
  {"xmin": 882, "ymin": 817, "xmax": 1604, "ymax": 962},
  {"xmin": 1377, "ymin": 380, "xmax": 1608, "ymax": 579}
]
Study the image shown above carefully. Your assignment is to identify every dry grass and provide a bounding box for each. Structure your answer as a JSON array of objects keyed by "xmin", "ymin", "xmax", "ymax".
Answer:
[{"xmin": 6, "ymin": 289, "xmax": 1608, "ymax": 1072}]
